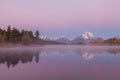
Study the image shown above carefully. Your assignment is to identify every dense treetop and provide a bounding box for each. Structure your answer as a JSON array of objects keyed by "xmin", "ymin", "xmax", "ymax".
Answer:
[{"xmin": 0, "ymin": 25, "xmax": 40, "ymax": 45}]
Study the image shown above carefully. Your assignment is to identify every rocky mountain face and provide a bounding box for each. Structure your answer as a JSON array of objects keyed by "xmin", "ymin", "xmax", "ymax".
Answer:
[
  {"xmin": 40, "ymin": 32, "xmax": 102, "ymax": 44},
  {"xmin": 72, "ymin": 32, "xmax": 97, "ymax": 44}
]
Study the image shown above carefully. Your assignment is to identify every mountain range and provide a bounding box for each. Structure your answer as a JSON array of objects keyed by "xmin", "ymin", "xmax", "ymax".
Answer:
[{"xmin": 40, "ymin": 32, "xmax": 103, "ymax": 44}]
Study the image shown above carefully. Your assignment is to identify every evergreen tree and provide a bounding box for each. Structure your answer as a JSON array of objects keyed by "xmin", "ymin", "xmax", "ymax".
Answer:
[
  {"xmin": 0, "ymin": 28, "xmax": 2, "ymax": 35},
  {"xmin": 6, "ymin": 25, "xmax": 11, "ymax": 41},
  {"xmin": 0, "ymin": 26, "xmax": 42, "ymax": 45},
  {"xmin": 29, "ymin": 31, "xmax": 34, "ymax": 40},
  {"xmin": 22, "ymin": 31, "xmax": 32, "ymax": 45},
  {"xmin": 11, "ymin": 28, "xmax": 20, "ymax": 43},
  {"xmin": 35, "ymin": 30, "xmax": 40, "ymax": 39}
]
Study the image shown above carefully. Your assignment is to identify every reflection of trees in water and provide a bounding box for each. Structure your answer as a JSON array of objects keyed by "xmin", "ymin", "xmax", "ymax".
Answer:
[
  {"xmin": 0, "ymin": 50, "xmax": 40, "ymax": 68},
  {"xmin": 0, "ymin": 46, "xmax": 120, "ymax": 68}
]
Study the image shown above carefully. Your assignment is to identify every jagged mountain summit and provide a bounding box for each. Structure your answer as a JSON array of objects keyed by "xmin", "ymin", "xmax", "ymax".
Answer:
[
  {"xmin": 40, "ymin": 36, "xmax": 71, "ymax": 44},
  {"xmin": 40, "ymin": 32, "xmax": 102, "ymax": 44},
  {"xmin": 40, "ymin": 36, "xmax": 51, "ymax": 41},
  {"xmin": 81, "ymin": 32, "xmax": 95, "ymax": 39},
  {"xmin": 54, "ymin": 36, "xmax": 71, "ymax": 44},
  {"xmin": 72, "ymin": 32, "xmax": 96, "ymax": 44}
]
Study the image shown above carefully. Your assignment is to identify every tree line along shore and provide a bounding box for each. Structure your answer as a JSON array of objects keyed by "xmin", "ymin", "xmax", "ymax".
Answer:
[
  {"xmin": 0, "ymin": 25, "xmax": 41, "ymax": 45},
  {"xmin": 0, "ymin": 25, "xmax": 120, "ymax": 46}
]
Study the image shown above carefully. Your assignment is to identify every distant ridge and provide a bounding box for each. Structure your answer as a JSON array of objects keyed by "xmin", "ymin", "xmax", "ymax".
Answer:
[{"xmin": 40, "ymin": 32, "xmax": 103, "ymax": 44}]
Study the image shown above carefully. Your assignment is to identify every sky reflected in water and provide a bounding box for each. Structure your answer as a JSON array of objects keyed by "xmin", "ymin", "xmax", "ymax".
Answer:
[{"xmin": 0, "ymin": 45, "xmax": 120, "ymax": 80}]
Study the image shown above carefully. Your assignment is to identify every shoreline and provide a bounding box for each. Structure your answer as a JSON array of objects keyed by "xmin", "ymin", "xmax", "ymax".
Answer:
[{"xmin": 0, "ymin": 43, "xmax": 120, "ymax": 48}]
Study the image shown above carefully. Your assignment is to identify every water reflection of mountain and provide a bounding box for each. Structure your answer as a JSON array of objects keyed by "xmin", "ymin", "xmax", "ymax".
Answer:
[
  {"xmin": 41, "ymin": 46, "xmax": 120, "ymax": 60},
  {"xmin": 0, "ymin": 46, "xmax": 120, "ymax": 68}
]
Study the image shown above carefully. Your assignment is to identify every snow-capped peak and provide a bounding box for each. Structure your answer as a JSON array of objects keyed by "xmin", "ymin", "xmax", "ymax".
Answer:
[
  {"xmin": 40, "ymin": 36, "xmax": 51, "ymax": 41},
  {"xmin": 81, "ymin": 32, "xmax": 95, "ymax": 39},
  {"xmin": 40, "ymin": 35, "xmax": 71, "ymax": 44},
  {"xmin": 72, "ymin": 32, "xmax": 96, "ymax": 44},
  {"xmin": 40, "ymin": 32, "xmax": 98, "ymax": 44},
  {"xmin": 54, "ymin": 36, "xmax": 71, "ymax": 44}
]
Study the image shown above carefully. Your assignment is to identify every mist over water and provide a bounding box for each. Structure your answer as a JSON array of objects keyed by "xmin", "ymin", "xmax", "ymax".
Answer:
[{"xmin": 0, "ymin": 45, "xmax": 120, "ymax": 80}]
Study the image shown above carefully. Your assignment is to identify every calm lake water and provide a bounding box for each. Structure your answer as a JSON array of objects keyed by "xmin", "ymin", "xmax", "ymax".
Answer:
[{"xmin": 0, "ymin": 45, "xmax": 120, "ymax": 80}]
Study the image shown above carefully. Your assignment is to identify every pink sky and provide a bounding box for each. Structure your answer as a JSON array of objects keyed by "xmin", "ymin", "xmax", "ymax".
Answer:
[{"xmin": 0, "ymin": 0, "xmax": 120, "ymax": 38}]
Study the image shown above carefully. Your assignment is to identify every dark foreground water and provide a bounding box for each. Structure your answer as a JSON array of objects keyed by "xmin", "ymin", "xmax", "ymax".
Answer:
[{"xmin": 0, "ymin": 45, "xmax": 120, "ymax": 80}]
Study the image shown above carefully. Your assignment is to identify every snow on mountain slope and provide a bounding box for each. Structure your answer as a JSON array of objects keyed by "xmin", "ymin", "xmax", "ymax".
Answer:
[
  {"xmin": 40, "ymin": 36, "xmax": 71, "ymax": 44},
  {"xmin": 40, "ymin": 32, "xmax": 102, "ymax": 44},
  {"xmin": 72, "ymin": 32, "xmax": 96, "ymax": 43},
  {"xmin": 40, "ymin": 36, "xmax": 51, "ymax": 41},
  {"xmin": 81, "ymin": 32, "xmax": 95, "ymax": 39},
  {"xmin": 55, "ymin": 36, "xmax": 71, "ymax": 44}
]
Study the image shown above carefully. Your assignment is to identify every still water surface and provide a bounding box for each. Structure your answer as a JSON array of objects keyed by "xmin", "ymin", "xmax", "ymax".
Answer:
[{"xmin": 0, "ymin": 45, "xmax": 120, "ymax": 80}]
